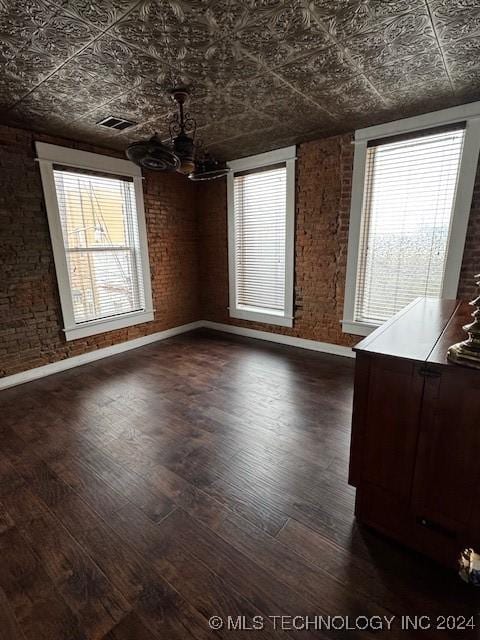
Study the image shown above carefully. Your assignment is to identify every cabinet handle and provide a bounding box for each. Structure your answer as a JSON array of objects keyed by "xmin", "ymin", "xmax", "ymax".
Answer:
[
  {"xmin": 416, "ymin": 516, "xmax": 457, "ymax": 539},
  {"xmin": 419, "ymin": 366, "xmax": 441, "ymax": 378}
]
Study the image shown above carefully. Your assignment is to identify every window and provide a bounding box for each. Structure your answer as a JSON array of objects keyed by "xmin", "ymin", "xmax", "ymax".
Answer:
[
  {"xmin": 356, "ymin": 128, "xmax": 465, "ymax": 324},
  {"xmin": 227, "ymin": 147, "xmax": 296, "ymax": 327},
  {"xmin": 344, "ymin": 103, "xmax": 480, "ymax": 336},
  {"xmin": 36, "ymin": 143, "xmax": 154, "ymax": 340}
]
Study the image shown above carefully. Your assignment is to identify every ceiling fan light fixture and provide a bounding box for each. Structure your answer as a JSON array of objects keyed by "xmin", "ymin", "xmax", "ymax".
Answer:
[
  {"xmin": 173, "ymin": 131, "xmax": 196, "ymax": 175},
  {"xmin": 125, "ymin": 87, "xmax": 226, "ymax": 179},
  {"xmin": 178, "ymin": 159, "xmax": 196, "ymax": 175},
  {"xmin": 125, "ymin": 135, "xmax": 180, "ymax": 172},
  {"xmin": 188, "ymin": 156, "xmax": 230, "ymax": 181}
]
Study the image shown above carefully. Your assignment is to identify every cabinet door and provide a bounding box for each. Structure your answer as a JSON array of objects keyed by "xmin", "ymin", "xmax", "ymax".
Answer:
[
  {"xmin": 361, "ymin": 355, "xmax": 424, "ymax": 499},
  {"xmin": 412, "ymin": 367, "xmax": 480, "ymax": 533}
]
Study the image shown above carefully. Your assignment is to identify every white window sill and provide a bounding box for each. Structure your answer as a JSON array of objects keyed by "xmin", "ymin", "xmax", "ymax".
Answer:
[
  {"xmin": 230, "ymin": 306, "xmax": 293, "ymax": 328},
  {"xmin": 64, "ymin": 310, "xmax": 154, "ymax": 341},
  {"xmin": 341, "ymin": 319, "xmax": 379, "ymax": 337}
]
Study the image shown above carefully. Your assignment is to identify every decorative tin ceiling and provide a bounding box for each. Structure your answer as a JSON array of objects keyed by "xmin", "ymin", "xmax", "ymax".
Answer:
[{"xmin": 1, "ymin": 0, "xmax": 479, "ymax": 160}]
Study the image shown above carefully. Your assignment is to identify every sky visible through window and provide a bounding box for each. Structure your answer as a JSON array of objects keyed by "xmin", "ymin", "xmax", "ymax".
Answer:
[{"xmin": 355, "ymin": 129, "xmax": 465, "ymax": 324}]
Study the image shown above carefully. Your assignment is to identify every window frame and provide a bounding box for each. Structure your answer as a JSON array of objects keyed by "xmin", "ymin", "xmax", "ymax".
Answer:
[
  {"xmin": 227, "ymin": 146, "xmax": 296, "ymax": 328},
  {"xmin": 343, "ymin": 102, "xmax": 480, "ymax": 337},
  {"xmin": 36, "ymin": 142, "xmax": 154, "ymax": 341}
]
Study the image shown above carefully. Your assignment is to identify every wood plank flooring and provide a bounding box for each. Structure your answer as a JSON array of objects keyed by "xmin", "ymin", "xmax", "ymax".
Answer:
[{"xmin": 0, "ymin": 329, "xmax": 479, "ymax": 639}]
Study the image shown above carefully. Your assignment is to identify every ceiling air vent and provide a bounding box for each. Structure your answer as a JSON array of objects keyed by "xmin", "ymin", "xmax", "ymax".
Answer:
[{"xmin": 96, "ymin": 116, "xmax": 137, "ymax": 131}]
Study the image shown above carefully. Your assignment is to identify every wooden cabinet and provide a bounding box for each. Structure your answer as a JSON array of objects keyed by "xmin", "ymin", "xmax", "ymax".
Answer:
[{"xmin": 349, "ymin": 298, "xmax": 480, "ymax": 567}]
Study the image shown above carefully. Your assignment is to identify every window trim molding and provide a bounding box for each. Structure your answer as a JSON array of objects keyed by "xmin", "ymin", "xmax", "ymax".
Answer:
[
  {"xmin": 227, "ymin": 146, "xmax": 296, "ymax": 328},
  {"xmin": 343, "ymin": 101, "xmax": 480, "ymax": 336},
  {"xmin": 36, "ymin": 142, "xmax": 154, "ymax": 341}
]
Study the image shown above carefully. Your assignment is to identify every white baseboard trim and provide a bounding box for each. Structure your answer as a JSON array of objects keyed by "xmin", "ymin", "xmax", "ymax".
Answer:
[
  {"xmin": 202, "ymin": 321, "xmax": 355, "ymax": 359},
  {"xmin": 0, "ymin": 319, "xmax": 354, "ymax": 391},
  {"xmin": 0, "ymin": 321, "xmax": 203, "ymax": 391}
]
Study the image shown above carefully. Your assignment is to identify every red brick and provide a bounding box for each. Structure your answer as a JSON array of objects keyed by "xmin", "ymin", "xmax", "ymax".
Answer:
[
  {"xmin": 1, "ymin": 122, "xmax": 479, "ymax": 378},
  {"xmin": 198, "ymin": 134, "xmax": 358, "ymax": 347},
  {"xmin": 0, "ymin": 124, "xmax": 199, "ymax": 377},
  {"xmin": 198, "ymin": 132, "xmax": 480, "ymax": 348}
]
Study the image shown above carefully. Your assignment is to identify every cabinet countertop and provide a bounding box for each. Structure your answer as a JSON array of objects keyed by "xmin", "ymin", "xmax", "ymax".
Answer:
[{"xmin": 353, "ymin": 297, "xmax": 472, "ymax": 365}]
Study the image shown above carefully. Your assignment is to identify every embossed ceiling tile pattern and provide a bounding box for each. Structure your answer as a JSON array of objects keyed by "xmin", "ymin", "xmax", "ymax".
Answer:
[
  {"xmin": 221, "ymin": 72, "xmax": 336, "ymax": 135},
  {"xmin": 0, "ymin": 78, "xmax": 27, "ymax": 110},
  {"xmin": 209, "ymin": 127, "xmax": 299, "ymax": 160},
  {"xmin": 0, "ymin": 39, "xmax": 14, "ymax": 67},
  {"xmin": 85, "ymin": 121, "xmax": 164, "ymax": 151},
  {"xmin": 386, "ymin": 92, "xmax": 460, "ymax": 122},
  {"xmin": 137, "ymin": 75, "xmax": 188, "ymax": 99},
  {"xmin": 121, "ymin": 120, "xmax": 164, "ymax": 141},
  {"xmin": 224, "ymin": 74, "xmax": 294, "ymax": 112},
  {"xmin": 47, "ymin": 0, "xmax": 140, "ymax": 26},
  {"xmin": 372, "ymin": 82, "xmax": 455, "ymax": 119},
  {"xmin": 1, "ymin": 1, "xmax": 480, "ymax": 159},
  {"xmin": 0, "ymin": 2, "xmax": 70, "ymax": 106},
  {"xmin": 444, "ymin": 47, "xmax": 480, "ymax": 96},
  {"xmin": 6, "ymin": 105, "xmax": 82, "ymax": 140},
  {"xmin": 231, "ymin": 0, "xmax": 331, "ymax": 67},
  {"xmin": 73, "ymin": 37, "xmax": 169, "ymax": 88},
  {"xmin": 428, "ymin": 0, "xmax": 480, "ymax": 15},
  {"xmin": 191, "ymin": 0, "xmax": 262, "ymax": 38},
  {"xmin": 298, "ymin": 0, "xmax": 344, "ymax": 23},
  {"xmin": 82, "ymin": 80, "xmax": 247, "ymax": 138},
  {"xmin": 278, "ymin": 47, "xmax": 357, "ymax": 114},
  {"xmin": 320, "ymin": 0, "xmax": 426, "ymax": 41},
  {"xmin": 3, "ymin": 49, "xmax": 58, "ymax": 91},
  {"xmin": 112, "ymin": 1, "xmax": 265, "ymax": 85},
  {"xmin": 196, "ymin": 112, "xmax": 276, "ymax": 145},
  {"xmin": 76, "ymin": 89, "xmax": 170, "ymax": 130},
  {"xmin": 452, "ymin": 69, "xmax": 480, "ymax": 99},
  {"xmin": 315, "ymin": 75, "xmax": 389, "ymax": 123},
  {"xmin": 173, "ymin": 40, "xmax": 263, "ymax": 85},
  {"xmin": 262, "ymin": 93, "xmax": 336, "ymax": 133},
  {"xmin": 25, "ymin": 11, "xmax": 99, "ymax": 60},
  {"xmin": 5, "ymin": 20, "xmax": 99, "ymax": 99},
  {"xmin": 189, "ymin": 93, "xmax": 246, "ymax": 129},
  {"xmin": 2, "ymin": 23, "xmax": 102, "ymax": 115},
  {"xmin": 443, "ymin": 37, "xmax": 480, "ymax": 75},
  {"xmin": 62, "ymin": 126, "xmax": 126, "ymax": 148},
  {"xmin": 429, "ymin": 0, "xmax": 480, "ymax": 44},
  {"xmin": 366, "ymin": 51, "xmax": 452, "ymax": 99},
  {"xmin": 343, "ymin": 12, "xmax": 437, "ymax": 71},
  {"xmin": 18, "ymin": 62, "xmax": 125, "ymax": 123},
  {"xmin": 0, "ymin": 1, "xmax": 57, "ymax": 49},
  {"xmin": 9, "ymin": 85, "xmax": 99, "ymax": 126},
  {"xmin": 112, "ymin": 0, "xmax": 216, "ymax": 65}
]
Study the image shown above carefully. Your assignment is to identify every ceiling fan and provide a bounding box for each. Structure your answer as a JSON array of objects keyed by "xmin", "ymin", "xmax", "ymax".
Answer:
[{"xmin": 126, "ymin": 87, "xmax": 229, "ymax": 181}]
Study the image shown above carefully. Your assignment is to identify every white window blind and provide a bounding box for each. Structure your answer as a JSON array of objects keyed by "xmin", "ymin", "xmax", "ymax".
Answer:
[
  {"xmin": 234, "ymin": 165, "xmax": 287, "ymax": 313},
  {"xmin": 355, "ymin": 127, "xmax": 465, "ymax": 324},
  {"xmin": 53, "ymin": 168, "xmax": 146, "ymax": 325}
]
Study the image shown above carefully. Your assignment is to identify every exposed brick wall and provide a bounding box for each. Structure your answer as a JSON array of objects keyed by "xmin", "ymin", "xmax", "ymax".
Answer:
[
  {"xmin": 458, "ymin": 160, "xmax": 480, "ymax": 301},
  {"xmin": 198, "ymin": 133, "xmax": 480, "ymax": 347},
  {"xmin": 2, "ymin": 121, "xmax": 479, "ymax": 379},
  {"xmin": 199, "ymin": 133, "xmax": 358, "ymax": 348},
  {"xmin": 198, "ymin": 177, "xmax": 229, "ymax": 323},
  {"xmin": 0, "ymin": 124, "xmax": 199, "ymax": 377}
]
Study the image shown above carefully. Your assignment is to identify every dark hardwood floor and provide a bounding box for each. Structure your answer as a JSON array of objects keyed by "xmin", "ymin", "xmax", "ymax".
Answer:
[{"xmin": 0, "ymin": 329, "xmax": 479, "ymax": 639}]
